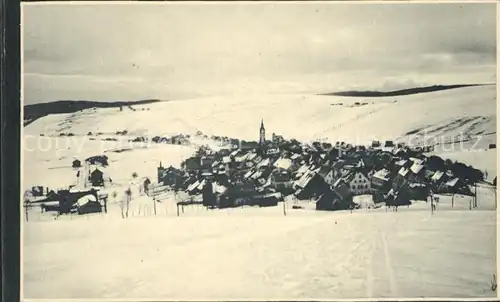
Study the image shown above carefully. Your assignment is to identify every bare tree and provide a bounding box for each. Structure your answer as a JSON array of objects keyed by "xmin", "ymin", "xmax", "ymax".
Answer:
[
  {"xmin": 119, "ymin": 198, "xmax": 125, "ymax": 219},
  {"xmin": 124, "ymin": 187, "xmax": 132, "ymax": 218}
]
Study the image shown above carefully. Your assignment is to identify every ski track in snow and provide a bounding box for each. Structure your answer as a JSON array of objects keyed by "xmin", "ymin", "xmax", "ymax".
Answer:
[{"xmin": 381, "ymin": 231, "xmax": 399, "ymax": 297}]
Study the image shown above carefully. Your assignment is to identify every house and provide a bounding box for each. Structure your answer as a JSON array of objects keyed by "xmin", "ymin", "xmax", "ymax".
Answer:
[
  {"xmin": 371, "ymin": 140, "xmax": 381, "ymax": 148},
  {"xmin": 72, "ymin": 159, "xmax": 82, "ymax": 168},
  {"xmin": 201, "ymin": 155, "xmax": 215, "ymax": 169},
  {"xmin": 253, "ymin": 193, "xmax": 283, "ymax": 207},
  {"xmin": 202, "ymin": 181, "xmax": 216, "ymax": 207},
  {"xmin": 344, "ymin": 170, "xmax": 371, "ymax": 195},
  {"xmin": 407, "ymin": 182, "xmax": 429, "ymax": 201},
  {"xmin": 89, "ymin": 169, "xmax": 104, "ymax": 187},
  {"xmin": 317, "ymin": 165, "xmax": 331, "ymax": 179},
  {"xmin": 85, "ymin": 155, "xmax": 109, "ymax": 167},
  {"xmin": 439, "ymin": 177, "xmax": 473, "ymax": 195},
  {"xmin": 385, "ymin": 185, "xmax": 412, "ymax": 207},
  {"xmin": 31, "ymin": 186, "xmax": 44, "ymax": 197},
  {"xmin": 408, "ymin": 160, "xmax": 425, "ymax": 182},
  {"xmin": 76, "ymin": 195, "xmax": 102, "ymax": 215},
  {"xmin": 371, "ymin": 168, "xmax": 392, "ymax": 192},
  {"xmin": 317, "ymin": 178, "xmax": 353, "ymax": 211},
  {"xmin": 293, "ymin": 171, "xmax": 330, "ymax": 200},
  {"xmin": 273, "ymin": 157, "xmax": 294, "ymax": 171},
  {"xmin": 269, "ymin": 170, "xmax": 293, "ymax": 194},
  {"xmin": 184, "ymin": 156, "xmax": 202, "ymax": 172},
  {"xmin": 430, "ymin": 170, "xmax": 448, "ymax": 190},
  {"xmin": 157, "ymin": 164, "xmax": 184, "ymax": 187},
  {"xmin": 186, "ymin": 180, "xmax": 203, "ymax": 195},
  {"xmin": 324, "ymin": 169, "xmax": 336, "ymax": 186},
  {"xmin": 393, "ymin": 167, "xmax": 410, "ymax": 190},
  {"xmin": 57, "ymin": 189, "xmax": 99, "ymax": 214},
  {"xmin": 219, "ymin": 182, "xmax": 259, "ymax": 207}
]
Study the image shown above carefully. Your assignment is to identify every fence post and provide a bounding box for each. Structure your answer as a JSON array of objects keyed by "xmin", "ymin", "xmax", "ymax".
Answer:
[
  {"xmin": 431, "ymin": 197, "xmax": 434, "ymax": 215},
  {"xmin": 153, "ymin": 196, "xmax": 157, "ymax": 215},
  {"xmin": 24, "ymin": 203, "xmax": 29, "ymax": 222}
]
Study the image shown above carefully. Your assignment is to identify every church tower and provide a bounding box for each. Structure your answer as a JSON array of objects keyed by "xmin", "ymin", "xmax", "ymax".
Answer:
[{"xmin": 259, "ymin": 119, "xmax": 266, "ymax": 146}]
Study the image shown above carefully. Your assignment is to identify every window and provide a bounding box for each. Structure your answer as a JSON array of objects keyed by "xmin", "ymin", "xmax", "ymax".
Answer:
[{"xmin": 352, "ymin": 186, "xmax": 355, "ymax": 190}]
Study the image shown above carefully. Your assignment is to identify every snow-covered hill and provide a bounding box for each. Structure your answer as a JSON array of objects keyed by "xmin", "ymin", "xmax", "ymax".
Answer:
[
  {"xmin": 23, "ymin": 85, "xmax": 497, "ymax": 190},
  {"xmin": 25, "ymin": 85, "xmax": 496, "ymax": 146},
  {"xmin": 22, "ymin": 85, "xmax": 497, "ymax": 299}
]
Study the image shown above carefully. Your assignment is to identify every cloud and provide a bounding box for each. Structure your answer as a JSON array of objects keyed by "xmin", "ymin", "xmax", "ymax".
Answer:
[{"xmin": 22, "ymin": 3, "xmax": 496, "ymax": 104}]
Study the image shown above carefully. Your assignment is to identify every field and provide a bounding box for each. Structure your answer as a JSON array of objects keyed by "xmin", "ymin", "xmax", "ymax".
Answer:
[{"xmin": 22, "ymin": 85, "xmax": 497, "ymax": 299}]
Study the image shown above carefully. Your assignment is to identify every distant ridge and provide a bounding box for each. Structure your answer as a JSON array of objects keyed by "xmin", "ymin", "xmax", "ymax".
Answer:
[
  {"xmin": 319, "ymin": 83, "xmax": 493, "ymax": 97},
  {"xmin": 24, "ymin": 99, "xmax": 164, "ymax": 126}
]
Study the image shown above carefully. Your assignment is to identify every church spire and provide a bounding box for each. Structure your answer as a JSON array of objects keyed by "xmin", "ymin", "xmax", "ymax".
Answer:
[{"xmin": 259, "ymin": 118, "xmax": 266, "ymax": 146}]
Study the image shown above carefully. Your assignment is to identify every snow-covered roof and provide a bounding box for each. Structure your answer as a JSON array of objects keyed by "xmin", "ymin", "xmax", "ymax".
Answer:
[
  {"xmin": 392, "ymin": 147, "xmax": 404, "ymax": 155},
  {"xmin": 373, "ymin": 169, "xmax": 391, "ymax": 181},
  {"xmin": 262, "ymin": 192, "xmax": 283, "ymax": 199},
  {"xmin": 398, "ymin": 167, "xmax": 409, "ymax": 177},
  {"xmin": 290, "ymin": 153, "xmax": 301, "ymax": 160},
  {"xmin": 431, "ymin": 171, "xmax": 445, "ymax": 181},
  {"xmin": 235, "ymin": 155, "xmax": 247, "ymax": 163},
  {"xmin": 296, "ymin": 164, "xmax": 310, "ymax": 175},
  {"xmin": 395, "ymin": 159, "xmax": 408, "ymax": 166},
  {"xmin": 246, "ymin": 153, "xmax": 257, "ymax": 161},
  {"xmin": 446, "ymin": 177, "xmax": 459, "ymax": 187},
  {"xmin": 409, "ymin": 157, "xmax": 424, "ymax": 165},
  {"xmin": 273, "ymin": 157, "xmax": 293, "ymax": 170},
  {"xmin": 257, "ymin": 158, "xmax": 270, "ymax": 167},
  {"xmin": 410, "ymin": 163, "xmax": 424, "ymax": 174},
  {"xmin": 244, "ymin": 170, "xmax": 254, "ymax": 179},
  {"xmin": 222, "ymin": 156, "xmax": 231, "ymax": 163},
  {"xmin": 212, "ymin": 182, "xmax": 228, "ymax": 194},
  {"xmin": 251, "ymin": 170, "xmax": 263, "ymax": 180},
  {"xmin": 409, "ymin": 183, "xmax": 426, "ymax": 188},
  {"xmin": 295, "ymin": 170, "xmax": 315, "ymax": 189},
  {"xmin": 197, "ymin": 179, "xmax": 206, "ymax": 190},
  {"xmin": 211, "ymin": 160, "xmax": 220, "ymax": 167},
  {"xmin": 187, "ymin": 180, "xmax": 200, "ymax": 192}
]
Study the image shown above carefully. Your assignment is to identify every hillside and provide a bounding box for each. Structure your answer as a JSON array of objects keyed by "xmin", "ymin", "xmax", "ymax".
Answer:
[
  {"xmin": 24, "ymin": 84, "xmax": 496, "ymax": 148},
  {"xmin": 321, "ymin": 83, "xmax": 490, "ymax": 97},
  {"xmin": 24, "ymin": 99, "xmax": 164, "ymax": 126},
  {"xmin": 22, "ymin": 84, "xmax": 497, "ymax": 299}
]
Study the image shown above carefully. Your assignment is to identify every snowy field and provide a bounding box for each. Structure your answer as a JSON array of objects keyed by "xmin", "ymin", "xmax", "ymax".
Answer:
[
  {"xmin": 22, "ymin": 86, "xmax": 497, "ymax": 299},
  {"xmin": 23, "ymin": 201, "xmax": 497, "ymax": 300}
]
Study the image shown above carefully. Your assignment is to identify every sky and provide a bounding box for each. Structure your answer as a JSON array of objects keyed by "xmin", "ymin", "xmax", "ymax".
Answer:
[{"xmin": 23, "ymin": 3, "xmax": 496, "ymax": 105}]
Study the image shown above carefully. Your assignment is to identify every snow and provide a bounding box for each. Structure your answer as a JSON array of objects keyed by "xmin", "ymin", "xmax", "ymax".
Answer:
[
  {"xmin": 22, "ymin": 85, "xmax": 497, "ymax": 299},
  {"xmin": 24, "ymin": 85, "xmax": 495, "ymax": 147},
  {"xmin": 23, "ymin": 202, "xmax": 496, "ymax": 299}
]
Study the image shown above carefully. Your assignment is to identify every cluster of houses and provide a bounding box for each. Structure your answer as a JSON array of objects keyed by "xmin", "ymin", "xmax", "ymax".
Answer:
[{"xmin": 156, "ymin": 120, "xmax": 483, "ymax": 211}]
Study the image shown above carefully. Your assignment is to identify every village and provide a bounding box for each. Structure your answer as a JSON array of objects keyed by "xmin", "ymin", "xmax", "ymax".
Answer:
[{"xmin": 24, "ymin": 119, "xmax": 495, "ymax": 218}]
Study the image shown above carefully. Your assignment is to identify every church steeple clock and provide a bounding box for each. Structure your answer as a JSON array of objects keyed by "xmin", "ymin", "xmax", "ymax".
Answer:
[{"xmin": 259, "ymin": 119, "xmax": 266, "ymax": 146}]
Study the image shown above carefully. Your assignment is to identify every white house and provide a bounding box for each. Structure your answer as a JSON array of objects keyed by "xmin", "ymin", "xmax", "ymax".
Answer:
[{"xmin": 344, "ymin": 171, "xmax": 371, "ymax": 195}]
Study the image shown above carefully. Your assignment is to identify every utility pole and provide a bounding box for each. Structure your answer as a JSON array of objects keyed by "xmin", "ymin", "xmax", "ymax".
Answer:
[
  {"xmin": 474, "ymin": 183, "xmax": 478, "ymax": 208},
  {"xmin": 452, "ymin": 194, "xmax": 454, "ymax": 208},
  {"xmin": 283, "ymin": 200, "xmax": 287, "ymax": 216},
  {"xmin": 153, "ymin": 195, "xmax": 157, "ymax": 215}
]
